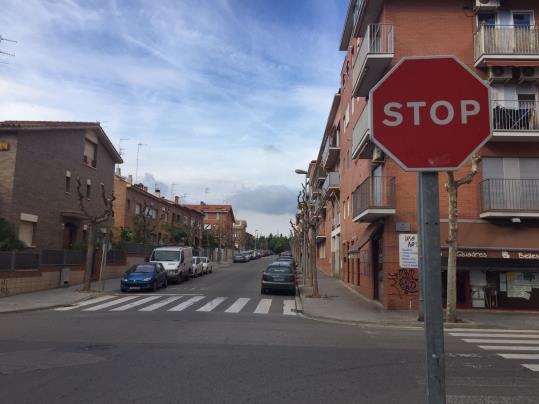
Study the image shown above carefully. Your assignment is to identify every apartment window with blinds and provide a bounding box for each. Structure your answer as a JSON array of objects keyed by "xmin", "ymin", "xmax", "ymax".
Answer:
[
  {"xmin": 18, "ymin": 221, "xmax": 35, "ymax": 247},
  {"xmin": 319, "ymin": 241, "xmax": 326, "ymax": 259},
  {"xmin": 135, "ymin": 203, "xmax": 141, "ymax": 215},
  {"xmin": 83, "ymin": 139, "xmax": 97, "ymax": 167},
  {"xmin": 65, "ymin": 175, "xmax": 71, "ymax": 193}
]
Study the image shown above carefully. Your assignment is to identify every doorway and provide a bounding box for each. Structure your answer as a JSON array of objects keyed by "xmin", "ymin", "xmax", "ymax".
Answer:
[
  {"xmin": 63, "ymin": 223, "xmax": 78, "ymax": 249},
  {"xmin": 372, "ymin": 235, "xmax": 383, "ymax": 301}
]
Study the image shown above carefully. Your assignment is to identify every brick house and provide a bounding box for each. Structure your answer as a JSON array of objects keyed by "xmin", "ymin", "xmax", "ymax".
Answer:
[
  {"xmin": 233, "ymin": 220, "xmax": 248, "ymax": 251},
  {"xmin": 185, "ymin": 203, "xmax": 236, "ymax": 259},
  {"xmin": 113, "ymin": 175, "xmax": 203, "ymax": 247},
  {"xmin": 0, "ymin": 121, "xmax": 122, "ymax": 251},
  {"xmin": 309, "ymin": 0, "xmax": 539, "ymax": 310}
]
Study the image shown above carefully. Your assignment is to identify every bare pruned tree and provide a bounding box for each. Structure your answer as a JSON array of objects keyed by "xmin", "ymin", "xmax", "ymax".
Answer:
[
  {"xmin": 444, "ymin": 155, "xmax": 481, "ymax": 323},
  {"xmin": 297, "ymin": 185, "xmax": 320, "ymax": 298},
  {"xmin": 76, "ymin": 178, "xmax": 115, "ymax": 291}
]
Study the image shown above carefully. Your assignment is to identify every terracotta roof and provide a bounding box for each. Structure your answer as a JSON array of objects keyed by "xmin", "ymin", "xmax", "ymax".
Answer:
[{"xmin": 0, "ymin": 120, "xmax": 123, "ymax": 163}]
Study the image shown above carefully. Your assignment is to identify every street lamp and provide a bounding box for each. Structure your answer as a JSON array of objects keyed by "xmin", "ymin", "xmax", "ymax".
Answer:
[{"xmin": 294, "ymin": 169, "xmax": 308, "ymax": 175}]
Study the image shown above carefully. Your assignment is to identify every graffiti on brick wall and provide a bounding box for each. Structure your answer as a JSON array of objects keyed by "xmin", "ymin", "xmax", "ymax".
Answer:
[
  {"xmin": 0, "ymin": 279, "xmax": 8, "ymax": 296},
  {"xmin": 388, "ymin": 269, "xmax": 418, "ymax": 298}
]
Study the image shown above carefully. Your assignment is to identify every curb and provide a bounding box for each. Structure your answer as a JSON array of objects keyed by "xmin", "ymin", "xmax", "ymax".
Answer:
[{"xmin": 0, "ymin": 292, "xmax": 101, "ymax": 314}]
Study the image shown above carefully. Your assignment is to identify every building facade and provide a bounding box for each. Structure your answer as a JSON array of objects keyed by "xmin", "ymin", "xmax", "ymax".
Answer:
[
  {"xmin": 0, "ymin": 121, "xmax": 122, "ymax": 250},
  {"xmin": 113, "ymin": 175, "xmax": 203, "ymax": 247},
  {"xmin": 233, "ymin": 220, "xmax": 248, "ymax": 251},
  {"xmin": 309, "ymin": 0, "xmax": 539, "ymax": 310}
]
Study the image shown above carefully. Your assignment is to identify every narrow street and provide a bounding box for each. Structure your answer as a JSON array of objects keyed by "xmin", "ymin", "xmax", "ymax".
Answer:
[{"xmin": 0, "ymin": 257, "xmax": 537, "ymax": 404}]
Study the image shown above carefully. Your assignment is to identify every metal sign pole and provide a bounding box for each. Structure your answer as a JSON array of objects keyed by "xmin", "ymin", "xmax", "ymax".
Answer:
[
  {"xmin": 416, "ymin": 174, "xmax": 425, "ymax": 322},
  {"xmin": 417, "ymin": 172, "xmax": 446, "ymax": 404}
]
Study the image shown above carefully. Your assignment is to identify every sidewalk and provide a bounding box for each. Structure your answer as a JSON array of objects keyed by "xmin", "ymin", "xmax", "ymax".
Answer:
[
  {"xmin": 296, "ymin": 270, "xmax": 539, "ymax": 330},
  {"xmin": 0, "ymin": 261, "xmax": 233, "ymax": 314}
]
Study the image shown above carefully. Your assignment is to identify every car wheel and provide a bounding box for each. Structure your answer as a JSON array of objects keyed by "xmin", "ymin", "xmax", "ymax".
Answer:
[
  {"xmin": 261, "ymin": 287, "xmax": 265, "ymax": 294},
  {"xmin": 121, "ymin": 288, "xmax": 127, "ymax": 293},
  {"xmin": 163, "ymin": 278, "xmax": 168, "ymax": 288},
  {"xmin": 152, "ymin": 280, "xmax": 158, "ymax": 292}
]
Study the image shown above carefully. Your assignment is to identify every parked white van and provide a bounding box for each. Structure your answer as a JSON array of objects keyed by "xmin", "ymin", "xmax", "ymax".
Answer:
[{"xmin": 149, "ymin": 246, "xmax": 192, "ymax": 283}]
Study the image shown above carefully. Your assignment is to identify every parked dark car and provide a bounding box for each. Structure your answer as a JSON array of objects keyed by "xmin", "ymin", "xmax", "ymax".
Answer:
[
  {"xmin": 261, "ymin": 262, "xmax": 296, "ymax": 295},
  {"xmin": 233, "ymin": 253, "xmax": 249, "ymax": 263},
  {"xmin": 121, "ymin": 263, "xmax": 168, "ymax": 292},
  {"xmin": 276, "ymin": 255, "xmax": 295, "ymax": 269}
]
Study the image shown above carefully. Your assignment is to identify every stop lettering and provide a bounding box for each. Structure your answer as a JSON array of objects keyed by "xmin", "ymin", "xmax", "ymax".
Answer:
[{"xmin": 370, "ymin": 56, "xmax": 491, "ymax": 171}]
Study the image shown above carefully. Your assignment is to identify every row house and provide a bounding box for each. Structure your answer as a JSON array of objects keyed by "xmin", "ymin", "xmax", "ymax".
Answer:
[
  {"xmin": 0, "ymin": 121, "xmax": 122, "ymax": 250},
  {"xmin": 310, "ymin": 0, "xmax": 539, "ymax": 310},
  {"xmin": 233, "ymin": 220, "xmax": 248, "ymax": 251},
  {"xmin": 185, "ymin": 203, "xmax": 236, "ymax": 258},
  {"xmin": 113, "ymin": 175, "xmax": 203, "ymax": 247}
]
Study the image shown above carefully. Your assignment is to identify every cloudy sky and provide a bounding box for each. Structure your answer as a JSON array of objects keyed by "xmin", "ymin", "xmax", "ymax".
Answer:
[{"xmin": 0, "ymin": 0, "xmax": 346, "ymax": 235}]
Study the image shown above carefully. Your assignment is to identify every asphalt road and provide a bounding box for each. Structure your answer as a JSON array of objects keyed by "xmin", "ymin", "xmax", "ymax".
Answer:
[{"xmin": 1, "ymin": 256, "xmax": 538, "ymax": 404}]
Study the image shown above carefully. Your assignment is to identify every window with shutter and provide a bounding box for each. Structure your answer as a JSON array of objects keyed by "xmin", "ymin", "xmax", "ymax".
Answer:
[{"xmin": 18, "ymin": 221, "xmax": 35, "ymax": 247}]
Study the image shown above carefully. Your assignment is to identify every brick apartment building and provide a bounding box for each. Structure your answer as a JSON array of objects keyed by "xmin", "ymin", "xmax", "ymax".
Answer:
[
  {"xmin": 113, "ymin": 175, "xmax": 203, "ymax": 248},
  {"xmin": 308, "ymin": 0, "xmax": 539, "ymax": 310},
  {"xmin": 185, "ymin": 203, "xmax": 236, "ymax": 259},
  {"xmin": 0, "ymin": 121, "xmax": 122, "ymax": 250},
  {"xmin": 233, "ymin": 220, "xmax": 248, "ymax": 251}
]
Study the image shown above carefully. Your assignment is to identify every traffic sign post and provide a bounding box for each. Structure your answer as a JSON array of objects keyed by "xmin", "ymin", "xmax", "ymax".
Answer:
[{"xmin": 370, "ymin": 56, "xmax": 491, "ymax": 404}]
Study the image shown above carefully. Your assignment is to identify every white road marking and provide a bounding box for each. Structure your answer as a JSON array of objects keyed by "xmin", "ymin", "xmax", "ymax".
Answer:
[
  {"xmin": 478, "ymin": 345, "xmax": 539, "ymax": 351},
  {"xmin": 498, "ymin": 353, "xmax": 539, "ymax": 360},
  {"xmin": 447, "ymin": 328, "xmax": 539, "ymax": 333},
  {"xmin": 139, "ymin": 296, "xmax": 183, "ymax": 311},
  {"xmin": 522, "ymin": 364, "xmax": 539, "ymax": 372},
  {"xmin": 54, "ymin": 295, "xmax": 116, "ymax": 311},
  {"xmin": 168, "ymin": 295, "xmax": 205, "ymax": 311},
  {"xmin": 83, "ymin": 296, "xmax": 138, "ymax": 311},
  {"xmin": 283, "ymin": 300, "xmax": 296, "ymax": 316},
  {"xmin": 197, "ymin": 297, "xmax": 227, "ymax": 312},
  {"xmin": 111, "ymin": 296, "xmax": 161, "ymax": 311},
  {"xmin": 225, "ymin": 298, "xmax": 250, "ymax": 313},
  {"xmin": 449, "ymin": 333, "xmax": 539, "ymax": 338},
  {"xmin": 463, "ymin": 339, "xmax": 539, "ymax": 344},
  {"xmin": 254, "ymin": 299, "xmax": 272, "ymax": 314}
]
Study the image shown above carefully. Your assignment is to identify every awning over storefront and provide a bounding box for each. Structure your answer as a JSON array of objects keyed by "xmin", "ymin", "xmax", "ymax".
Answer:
[{"xmin": 347, "ymin": 223, "xmax": 383, "ymax": 258}]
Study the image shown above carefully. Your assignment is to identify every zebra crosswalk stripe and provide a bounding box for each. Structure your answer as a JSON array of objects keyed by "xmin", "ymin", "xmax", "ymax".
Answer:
[
  {"xmin": 283, "ymin": 300, "xmax": 296, "ymax": 316},
  {"xmin": 478, "ymin": 345, "xmax": 539, "ymax": 351},
  {"xmin": 197, "ymin": 297, "xmax": 227, "ymax": 312},
  {"xmin": 254, "ymin": 299, "xmax": 272, "ymax": 314},
  {"xmin": 449, "ymin": 333, "xmax": 539, "ymax": 338},
  {"xmin": 111, "ymin": 296, "xmax": 161, "ymax": 311},
  {"xmin": 225, "ymin": 298, "xmax": 250, "ymax": 313},
  {"xmin": 463, "ymin": 339, "xmax": 539, "ymax": 344},
  {"xmin": 54, "ymin": 295, "xmax": 117, "ymax": 311},
  {"xmin": 498, "ymin": 353, "xmax": 539, "ymax": 360},
  {"xmin": 447, "ymin": 328, "xmax": 539, "ymax": 334},
  {"xmin": 139, "ymin": 296, "xmax": 183, "ymax": 311},
  {"xmin": 168, "ymin": 295, "xmax": 205, "ymax": 311},
  {"xmin": 522, "ymin": 364, "xmax": 539, "ymax": 372},
  {"xmin": 83, "ymin": 296, "xmax": 138, "ymax": 311}
]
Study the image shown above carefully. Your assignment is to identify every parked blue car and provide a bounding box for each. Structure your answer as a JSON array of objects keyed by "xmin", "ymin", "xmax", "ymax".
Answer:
[{"xmin": 121, "ymin": 262, "xmax": 168, "ymax": 292}]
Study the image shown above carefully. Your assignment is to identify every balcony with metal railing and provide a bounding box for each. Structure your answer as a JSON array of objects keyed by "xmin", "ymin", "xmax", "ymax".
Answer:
[
  {"xmin": 480, "ymin": 178, "xmax": 539, "ymax": 219},
  {"xmin": 351, "ymin": 100, "xmax": 374, "ymax": 159},
  {"xmin": 474, "ymin": 25, "xmax": 539, "ymax": 67},
  {"xmin": 321, "ymin": 172, "xmax": 340, "ymax": 200},
  {"xmin": 352, "ymin": 23, "xmax": 394, "ymax": 97},
  {"xmin": 491, "ymin": 100, "xmax": 539, "ymax": 141},
  {"xmin": 321, "ymin": 136, "xmax": 340, "ymax": 170},
  {"xmin": 352, "ymin": 176, "xmax": 396, "ymax": 223}
]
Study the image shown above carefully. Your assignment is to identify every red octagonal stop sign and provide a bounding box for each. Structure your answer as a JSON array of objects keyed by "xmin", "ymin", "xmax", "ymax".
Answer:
[{"xmin": 370, "ymin": 56, "xmax": 491, "ymax": 171}]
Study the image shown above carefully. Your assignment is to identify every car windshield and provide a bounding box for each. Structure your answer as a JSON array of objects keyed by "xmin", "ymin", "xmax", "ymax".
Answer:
[
  {"xmin": 131, "ymin": 265, "xmax": 155, "ymax": 273},
  {"xmin": 265, "ymin": 266, "xmax": 291, "ymax": 274},
  {"xmin": 151, "ymin": 250, "xmax": 180, "ymax": 261}
]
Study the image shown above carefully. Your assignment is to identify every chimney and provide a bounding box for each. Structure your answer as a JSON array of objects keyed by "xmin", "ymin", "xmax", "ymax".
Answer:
[
  {"xmin": 155, "ymin": 189, "xmax": 161, "ymax": 198},
  {"xmin": 143, "ymin": 186, "xmax": 148, "ymax": 192},
  {"xmin": 175, "ymin": 196, "xmax": 179, "ymax": 204},
  {"xmin": 127, "ymin": 175, "xmax": 133, "ymax": 185}
]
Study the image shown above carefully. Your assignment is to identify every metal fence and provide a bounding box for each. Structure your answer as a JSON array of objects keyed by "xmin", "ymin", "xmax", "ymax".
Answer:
[
  {"xmin": 492, "ymin": 100, "xmax": 539, "ymax": 131},
  {"xmin": 123, "ymin": 242, "xmax": 157, "ymax": 256},
  {"xmin": 352, "ymin": 176, "xmax": 396, "ymax": 218},
  {"xmin": 0, "ymin": 249, "xmax": 85, "ymax": 271},
  {"xmin": 480, "ymin": 178, "xmax": 539, "ymax": 212}
]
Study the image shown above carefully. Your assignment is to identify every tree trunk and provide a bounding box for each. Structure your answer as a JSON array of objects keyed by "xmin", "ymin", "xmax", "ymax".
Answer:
[
  {"xmin": 83, "ymin": 223, "xmax": 95, "ymax": 292},
  {"xmin": 311, "ymin": 227, "xmax": 320, "ymax": 298},
  {"xmin": 446, "ymin": 173, "xmax": 458, "ymax": 323}
]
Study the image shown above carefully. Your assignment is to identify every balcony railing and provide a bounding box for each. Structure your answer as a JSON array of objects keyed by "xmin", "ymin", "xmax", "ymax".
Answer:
[
  {"xmin": 333, "ymin": 212, "xmax": 341, "ymax": 228},
  {"xmin": 352, "ymin": 176, "xmax": 396, "ymax": 222},
  {"xmin": 480, "ymin": 178, "xmax": 539, "ymax": 217},
  {"xmin": 352, "ymin": 101, "xmax": 372, "ymax": 159},
  {"xmin": 492, "ymin": 100, "xmax": 539, "ymax": 131},
  {"xmin": 321, "ymin": 137, "xmax": 340, "ymax": 169},
  {"xmin": 322, "ymin": 172, "xmax": 340, "ymax": 193},
  {"xmin": 474, "ymin": 25, "xmax": 539, "ymax": 65},
  {"xmin": 353, "ymin": 23, "xmax": 394, "ymax": 97}
]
